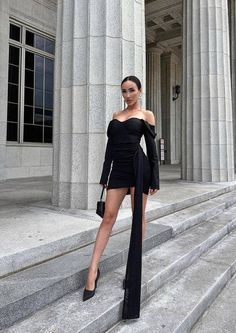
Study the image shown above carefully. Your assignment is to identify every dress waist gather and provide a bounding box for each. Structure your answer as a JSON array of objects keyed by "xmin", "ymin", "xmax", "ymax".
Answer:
[{"xmin": 112, "ymin": 142, "xmax": 140, "ymax": 162}]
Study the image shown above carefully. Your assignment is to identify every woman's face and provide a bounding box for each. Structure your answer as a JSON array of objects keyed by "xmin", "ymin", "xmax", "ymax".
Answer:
[{"xmin": 121, "ymin": 80, "xmax": 141, "ymax": 107}]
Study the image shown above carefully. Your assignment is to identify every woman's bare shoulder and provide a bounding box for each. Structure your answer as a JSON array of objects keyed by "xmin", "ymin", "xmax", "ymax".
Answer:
[
  {"xmin": 112, "ymin": 110, "xmax": 123, "ymax": 119},
  {"xmin": 142, "ymin": 109, "xmax": 156, "ymax": 125}
]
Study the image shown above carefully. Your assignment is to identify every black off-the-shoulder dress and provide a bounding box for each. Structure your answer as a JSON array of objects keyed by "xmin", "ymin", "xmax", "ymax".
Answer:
[{"xmin": 99, "ymin": 117, "xmax": 160, "ymax": 319}]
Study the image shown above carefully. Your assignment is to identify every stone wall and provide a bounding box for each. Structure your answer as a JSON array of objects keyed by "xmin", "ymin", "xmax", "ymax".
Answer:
[{"xmin": 6, "ymin": 145, "xmax": 52, "ymax": 178}]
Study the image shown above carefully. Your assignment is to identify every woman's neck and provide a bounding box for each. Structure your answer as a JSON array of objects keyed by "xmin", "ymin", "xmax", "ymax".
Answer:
[{"xmin": 126, "ymin": 103, "xmax": 141, "ymax": 112}]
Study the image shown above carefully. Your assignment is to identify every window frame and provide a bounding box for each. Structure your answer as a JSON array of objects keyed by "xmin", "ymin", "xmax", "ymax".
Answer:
[{"xmin": 7, "ymin": 19, "xmax": 55, "ymax": 146}]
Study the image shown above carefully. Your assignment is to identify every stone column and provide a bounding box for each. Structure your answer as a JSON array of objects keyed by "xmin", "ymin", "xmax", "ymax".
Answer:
[
  {"xmin": 0, "ymin": 1, "xmax": 9, "ymax": 180},
  {"xmin": 161, "ymin": 52, "xmax": 181, "ymax": 164},
  {"xmin": 53, "ymin": 0, "xmax": 146, "ymax": 209},
  {"xmin": 146, "ymin": 48, "xmax": 162, "ymax": 139},
  {"xmin": 229, "ymin": 0, "xmax": 236, "ymax": 167},
  {"xmin": 182, "ymin": 0, "xmax": 234, "ymax": 181}
]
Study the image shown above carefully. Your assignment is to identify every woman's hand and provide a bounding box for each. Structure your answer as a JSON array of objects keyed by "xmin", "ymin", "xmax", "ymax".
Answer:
[{"xmin": 149, "ymin": 188, "xmax": 158, "ymax": 195}]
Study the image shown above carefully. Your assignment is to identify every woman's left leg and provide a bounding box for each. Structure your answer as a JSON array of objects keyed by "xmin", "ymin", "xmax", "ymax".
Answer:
[{"xmin": 130, "ymin": 187, "xmax": 148, "ymax": 240}]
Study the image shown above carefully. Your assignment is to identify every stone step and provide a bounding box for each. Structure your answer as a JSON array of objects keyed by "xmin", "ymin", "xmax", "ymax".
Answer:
[
  {"xmin": 151, "ymin": 196, "xmax": 226, "ymax": 235},
  {"xmin": 0, "ymin": 223, "xmax": 171, "ymax": 330},
  {"xmin": 110, "ymin": 230, "xmax": 236, "ymax": 333},
  {"xmin": 146, "ymin": 186, "xmax": 236, "ymax": 221},
  {"xmin": 2, "ymin": 187, "xmax": 236, "ymax": 279},
  {"xmin": 3, "ymin": 204, "xmax": 236, "ymax": 333},
  {"xmin": 191, "ymin": 274, "xmax": 236, "ymax": 333},
  {"xmin": 0, "ymin": 209, "xmax": 101, "ymax": 279}
]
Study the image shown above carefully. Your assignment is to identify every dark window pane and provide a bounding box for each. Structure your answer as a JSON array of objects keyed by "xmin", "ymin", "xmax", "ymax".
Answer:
[
  {"xmin": 24, "ymin": 106, "xmax": 33, "ymax": 124},
  {"xmin": 25, "ymin": 52, "xmax": 34, "ymax": 70},
  {"xmin": 45, "ymin": 58, "xmax": 54, "ymax": 74},
  {"xmin": 35, "ymin": 89, "xmax": 43, "ymax": 107},
  {"xmin": 44, "ymin": 126, "xmax": 52, "ymax": 143},
  {"xmin": 44, "ymin": 109, "xmax": 53, "ymax": 126},
  {"xmin": 9, "ymin": 46, "xmax": 19, "ymax": 65},
  {"xmin": 26, "ymin": 31, "xmax": 34, "ymax": 46},
  {"xmin": 24, "ymin": 124, "xmax": 42, "ymax": 142},
  {"xmin": 45, "ymin": 92, "xmax": 53, "ymax": 109},
  {"xmin": 8, "ymin": 84, "xmax": 18, "ymax": 103},
  {"xmin": 7, "ymin": 103, "xmax": 18, "ymax": 122},
  {"xmin": 7, "ymin": 122, "xmax": 18, "ymax": 141},
  {"xmin": 35, "ymin": 35, "xmax": 44, "ymax": 51},
  {"xmin": 25, "ymin": 87, "xmax": 33, "ymax": 105},
  {"xmin": 45, "ymin": 39, "xmax": 55, "ymax": 54},
  {"xmin": 8, "ymin": 65, "xmax": 19, "ymax": 84},
  {"xmin": 34, "ymin": 108, "xmax": 43, "ymax": 125},
  {"xmin": 45, "ymin": 58, "xmax": 53, "ymax": 91},
  {"xmin": 25, "ymin": 70, "xmax": 34, "ymax": 88},
  {"xmin": 35, "ymin": 71, "xmax": 43, "ymax": 90},
  {"xmin": 10, "ymin": 24, "xmax": 21, "ymax": 42},
  {"xmin": 45, "ymin": 74, "xmax": 53, "ymax": 91},
  {"xmin": 35, "ymin": 55, "xmax": 44, "ymax": 72}
]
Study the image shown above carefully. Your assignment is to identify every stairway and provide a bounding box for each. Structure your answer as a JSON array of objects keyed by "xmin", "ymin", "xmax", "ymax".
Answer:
[{"xmin": 1, "ymin": 189, "xmax": 236, "ymax": 332}]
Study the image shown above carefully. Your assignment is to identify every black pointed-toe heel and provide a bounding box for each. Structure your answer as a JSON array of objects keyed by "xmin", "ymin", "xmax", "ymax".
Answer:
[{"xmin": 83, "ymin": 268, "xmax": 100, "ymax": 301}]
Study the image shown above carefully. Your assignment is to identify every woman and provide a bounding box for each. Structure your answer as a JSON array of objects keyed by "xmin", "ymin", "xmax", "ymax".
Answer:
[{"xmin": 83, "ymin": 76, "xmax": 159, "ymax": 319}]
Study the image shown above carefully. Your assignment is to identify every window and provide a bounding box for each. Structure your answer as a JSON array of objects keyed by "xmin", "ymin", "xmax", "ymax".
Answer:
[
  {"xmin": 7, "ymin": 45, "xmax": 20, "ymax": 141},
  {"xmin": 7, "ymin": 22, "xmax": 55, "ymax": 144}
]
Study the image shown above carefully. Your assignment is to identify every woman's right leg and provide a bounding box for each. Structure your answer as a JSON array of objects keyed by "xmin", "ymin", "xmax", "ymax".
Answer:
[{"xmin": 85, "ymin": 187, "xmax": 128, "ymax": 291}]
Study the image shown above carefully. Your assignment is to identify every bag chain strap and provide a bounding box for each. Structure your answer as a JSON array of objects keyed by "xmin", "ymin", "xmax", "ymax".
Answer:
[{"xmin": 100, "ymin": 186, "xmax": 105, "ymax": 200}]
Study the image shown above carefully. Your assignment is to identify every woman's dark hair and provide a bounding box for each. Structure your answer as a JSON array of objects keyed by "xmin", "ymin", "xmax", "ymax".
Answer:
[{"xmin": 121, "ymin": 76, "xmax": 142, "ymax": 90}]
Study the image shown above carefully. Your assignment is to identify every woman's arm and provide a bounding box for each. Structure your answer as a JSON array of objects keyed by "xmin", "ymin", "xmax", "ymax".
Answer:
[
  {"xmin": 144, "ymin": 111, "xmax": 160, "ymax": 193},
  {"xmin": 99, "ymin": 137, "xmax": 113, "ymax": 186}
]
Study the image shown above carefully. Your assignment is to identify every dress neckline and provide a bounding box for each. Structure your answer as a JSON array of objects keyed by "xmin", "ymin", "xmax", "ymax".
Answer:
[
  {"xmin": 112, "ymin": 117, "xmax": 144, "ymax": 123},
  {"xmin": 111, "ymin": 117, "xmax": 155, "ymax": 127}
]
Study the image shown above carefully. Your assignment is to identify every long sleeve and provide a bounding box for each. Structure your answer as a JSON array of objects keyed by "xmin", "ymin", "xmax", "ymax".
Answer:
[
  {"xmin": 143, "ymin": 121, "xmax": 160, "ymax": 190},
  {"xmin": 99, "ymin": 137, "xmax": 113, "ymax": 185}
]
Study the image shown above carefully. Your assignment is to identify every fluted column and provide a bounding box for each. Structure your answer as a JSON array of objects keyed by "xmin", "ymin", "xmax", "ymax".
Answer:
[
  {"xmin": 0, "ymin": 1, "xmax": 9, "ymax": 179},
  {"xmin": 182, "ymin": 0, "xmax": 234, "ymax": 181},
  {"xmin": 146, "ymin": 48, "xmax": 162, "ymax": 139},
  {"xmin": 53, "ymin": 0, "xmax": 146, "ymax": 209},
  {"xmin": 229, "ymin": 0, "xmax": 236, "ymax": 167}
]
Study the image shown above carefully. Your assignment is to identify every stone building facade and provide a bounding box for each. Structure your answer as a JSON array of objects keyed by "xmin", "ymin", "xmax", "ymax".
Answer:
[
  {"xmin": 0, "ymin": 0, "xmax": 56, "ymax": 179},
  {"xmin": 0, "ymin": 0, "xmax": 235, "ymax": 209}
]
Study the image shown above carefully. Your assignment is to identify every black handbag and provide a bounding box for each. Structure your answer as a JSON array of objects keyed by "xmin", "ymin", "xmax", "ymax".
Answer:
[{"xmin": 96, "ymin": 186, "xmax": 105, "ymax": 218}]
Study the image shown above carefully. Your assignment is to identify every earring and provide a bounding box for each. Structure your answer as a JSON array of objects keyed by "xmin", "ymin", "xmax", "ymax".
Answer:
[{"xmin": 139, "ymin": 94, "xmax": 142, "ymax": 109}]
